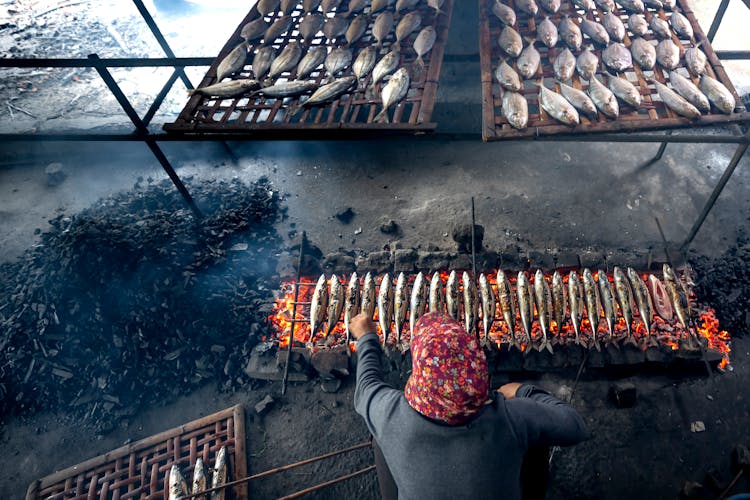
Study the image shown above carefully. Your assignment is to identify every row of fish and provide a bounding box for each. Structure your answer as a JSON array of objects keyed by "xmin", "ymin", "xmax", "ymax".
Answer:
[
  {"xmin": 168, "ymin": 446, "xmax": 228, "ymax": 500},
  {"xmin": 306, "ymin": 264, "xmax": 692, "ymax": 352},
  {"xmin": 492, "ymin": 0, "xmax": 678, "ymax": 21}
]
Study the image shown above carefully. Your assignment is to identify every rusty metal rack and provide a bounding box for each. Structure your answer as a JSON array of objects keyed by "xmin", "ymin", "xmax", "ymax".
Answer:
[
  {"xmin": 163, "ymin": 0, "xmax": 455, "ymax": 137},
  {"xmin": 479, "ymin": 0, "xmax": 750, "ymax": 141},
  {"xmin": 25, "ymin": 405, "xmax": 247, "ymax": 500}
]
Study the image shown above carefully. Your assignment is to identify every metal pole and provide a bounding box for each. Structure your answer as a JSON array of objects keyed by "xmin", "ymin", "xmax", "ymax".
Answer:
[
  {"xmin": 707, "ymin": 0, "xmax": 730, "ymax": 42},
  {"xmin": 277, "ymin": 465, "xmax": 377, "ymax": 500},
  {"xmin": 654, "ymin": 217, "xmax": 673, "ymax": 266},
  {"xmin": 471, "ymin": 197, "xmax": 477, "ymax": 281},
  {"xmin": 282, "ymin": 231, "xmax": 306, "ymax": 396}
]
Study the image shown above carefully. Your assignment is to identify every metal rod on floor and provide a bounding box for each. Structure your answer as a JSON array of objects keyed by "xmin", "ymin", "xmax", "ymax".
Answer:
[
  {"xmin": 282, "ymin": 231, "xmax": 306, "ymax": 396},
  {"xmin": 680, "ymin": 136, "xmax": 749, "ymax": 252},
  {"xmin": 707, "ymin": 0, "xmax": 730, "ymax": 42},
  {"xmin": 277, "ymin": 465, "xmax": 377, "ymax": 500}
]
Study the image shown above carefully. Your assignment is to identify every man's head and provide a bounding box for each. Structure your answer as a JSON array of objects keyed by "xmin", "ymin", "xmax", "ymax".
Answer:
[{"xmin": 404, "ymin": 312, "xmax": 489, "ymax": 425}]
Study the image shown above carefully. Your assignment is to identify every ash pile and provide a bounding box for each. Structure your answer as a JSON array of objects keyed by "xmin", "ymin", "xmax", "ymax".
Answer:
[{"xmin": 0, "ymin": 176, "xmax": 285, "ymax": 432}]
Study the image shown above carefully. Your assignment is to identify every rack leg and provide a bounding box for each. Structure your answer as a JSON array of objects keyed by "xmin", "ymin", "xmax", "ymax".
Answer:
[
  {"xmin": 707, "ymin": 0, "xmax": 730, "ymax": 42},
  {"xmin": 636, "ymin": 141, "xmax": 669, "ymax": 171},
  {"xmin": 222, "ymin": 142, "xmax": 239, "ymax": 165}
]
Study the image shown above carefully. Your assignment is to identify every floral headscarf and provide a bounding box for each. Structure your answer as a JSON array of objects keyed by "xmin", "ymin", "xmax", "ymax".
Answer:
[{"xmin": 404, "ymin": 312, "xmax": 489, "ymax": 425}]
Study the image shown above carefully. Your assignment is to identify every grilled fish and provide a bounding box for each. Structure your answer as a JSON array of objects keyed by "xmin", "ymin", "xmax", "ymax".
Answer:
[
  {"xmin": 241, "ymin": 18, "xmax": 269, "ymax": 41},
  {"xmin": 537, "ymin": 17, "xmax": 558, "ymax": 48},
  {"xmin": 496, "ymin": 270, "xmax": 517, "ymax": 345},
  {"xmin": 361, "ymin": 272, "xmax": 377, "ymax": 318},
  {"xmin": 559, "ymin": 15, "xmax": 582, "ymax": 51},
  {"xmin": 568, "ymin": 271, "xmax": 583, "ymax": 344},
  {"xmin": 217, "ymin": 41, "xmax": 248, "ymax": 81},
  {"xmin": 583, "ymin": 268, "xmax": 601, "ymax": 350},
  {"xmin": 656, "ymin": 39, "xmax": 680, "ymax": 70},
  {"xmin": 463, "ymin": 271, "xmax": 479, "ymax": 336},
  {"xmin": 663, "ymin": 264, "xmax": 689, "ymax": 329},
  {"xmin": 551, "ymin": 271, "xmax": 566, "ymax": 338},
  {"xmin": 662, "ymin": 0, "xmax": 676, "ymax": 9},
  {"xmin": 192, "ymin": 457, "xmax": 207, "ymax": 500},
  {"xmin": 642, "ymin": 0, "xmax": 663, "ymax": 8},
  {"xmin": 371, "ymin": 49, "xmax": 400, "ymax": 88},
  {"xmin": 499, "ymin": 26, "xmax": 523, "ymax": 58},
  {"xmin": 326, "ymin": 274, "xmax": 344, "ymax": 335},
  {"xmin": 264, "ymin": 15, "xmax": 294, "ymax": 42},
  {"xmin": 396, "ymin": 0, "xmax": 420, "ymax": 12},
  {"xmin": 534, "ymin": 270, "xmax": 553, "ymax": 353},
  {"xmin": 627, "ymin": 267, "xmax": 654, "ymax": 341},
  {"xmin": 608, "ymin": 74, "xmax": 641, "ymax": 107},
  {"xmin": 269, "ymin": 41, "xmax": 303, "ymax": 79},
  {"xmin": 597, "ymin": 270, "xmax": 616, "ymax": 341},
  {"xmin": 396, "ymin": 11, "xmax": 422, "ymax": 43},
  {"xmin": 303, "ymin": 0, "xmax": 322, "ymax": 11},
  {"xmin": 410, "ymin": 272, "xmax": 428, "ymax": 338},
  {"xmin": 603, "ymin": 42, "xmax": 633, "ymax": 72},
  {"xmin": 580, "ymin": 19, "xmax": 610, "ymax": 46},
  {"xmin": 211, "ymin": 446, "xmax": 229, "ymax": 500},
  {"xmin": 280, "ymin": 0, "xmax": 299, "ymax": 14},
  {"xmin": 669, "ymin": 71, "xmax": 710, "ymax": 113},
  {"xmin": 650, "ymin": 79, "xmax": 701, "ymax": 119},
  {"xmin": 603, "ymin": 10, "xmax": 625, "ymax": 42},
  {"xmin": 538, "ymin": 82, "xmax": 580, "ymax": 125},
  {"xmin": 573, "ymin": 0, "xmax": 596, "ymax": 10},
  {"xmin": 517, "ymin": 272, "xmax": 533, "ymax": 345},
  {"xmin": 539, "ymin": 0, "xmax": 561, "ymax": 13},
  {"xmin": 322, "ymin": 0, "xmax": 342, "ymax": 13},
  {"xmin": 299, "ymin": 12, "xmax": 324, "ymax": 44},
  {"xmin": 296, "ymin": 46, "xmax": 327, "ymax": 79},
  {"xmin": 630, "ymin": 37, "xmax": 656, "ymax": 70},
  {"xmin": 594, "ymin": 0, "xmax": 615, "ymax": 10},
  {"xmin": 373, "ymin": 11, "xmax": 395, "ymax": 47},
  {"xmin": 325, "ymin": 47, "xmax": 352, "ymax": 77},
  {"xmin": 649, "ymin": 16, "xmax": 671, "ymax": 39},
  {"xmin": 393, "ymin": 272, "xmax": 408, "ymax": 342},
  {"xmin": 345, "ymin": 0, "xmax": 367, "ymax": 16},
  {"xmin": 685, "ymin": 44, "xmax": 707, "ymax": 76},
  {"xmin": 296, "ymin": 75, "xmax": 356, "ymax": 109},
  {"xmin": 168, "ymin": 465, "xmax": 189, "ymax": 500},
  {"xmin": 501, "ymin": 89, "xmax": 529, "ymax": 129},
  {"xmin": 613, "ymin": 266, "xmax": 635, "ymax": 343},
  {"xmin": 252, "ymin": 45, "xmax": 277, "ymax": 79},
  {"xmin": 309, "ymin": 274, "xmax": 328, "ymax": 344},
  {"xmin": 516, "ymin": 0, "xmax": 538, "ymax": 16},
  {"xmin": 323, "ymin": 15, "xmax": 348, "ymax": 41},
  {"xmin": 344, "ymin": 272, "xmax": 361, "ymax": 342},
  {"xmin": 588, "ymin": 74, "xmax": 619, "ymax": 118},
  {"xmin": 446, "ymin": 270, "xmax": 460, "ymax": 320},
  {"xmin": 188, "ymin": 79, "xmax": 261, "ymax": 97},
  {"xmin": 372, "ymin": 0, "xmax": 395, "ymax": 13},
  {"xmin": 427, "ymin": 0, "xmax": 446, "ymax": 15},
  {"xmin": 554, "ymin": 48, "xmax": 576, "ymax": 81},
  {"xmin": 353, "ymin": 46, "xmax": 378, "ymax": 81},
  {"xmin": 258, "ymin": 0, "xmax": 281, "ymax": 15},
  {"xmin": 429, "ymin": 273, "xmax": 445, "ymax": 313},
  {"xmin": 700, "ymin": 74, "xmax": 736, "ymax": 114},
  {"xmin": 495, "ymin": 58, "xmax": 521, "ymax": 91},
  {"xmin": 670, "ymin": 8, "xmax": 693, "ymax": 39},
  {"xmin": 378, "ymin": 273, "xmax": 394, "ymax": 343},
  {"xmin": 492, "ymin": 0, "xmax": 516, "ymax": 26},
  {"xmin": 479, "ymin": 273, "xmax": 496, "ymax": 344},
  {"xmin": 414, "ymin": 26, "xmax": 437, "ymax": 66},
  {"xmin": 576, "ymin": 45, "xmax": 599, "ymax": 80},
  {"xmin": 517, "ymin": 41, "xmax": 540, "ymax": 79},
  {"xmin": 253, "ymin": 80, "xmax": 318, "ymax": 98},
  {"xmin": 627, "ymin": 14, "xmax": 648, "ymax": 37},
  {"xmin": 617, "ymin": 0, "xmax": 644, "ymax": 12},
  {"xmin": 648, "ymin": 274, "xmax": 674, "ymax": 320},
  {"xmin": 374, "ymin": 67, "xmax": 410, "ymax": 123},
  {"xmin": 559, "ymin": 81, "xmax": 598, "ymax": 119}
]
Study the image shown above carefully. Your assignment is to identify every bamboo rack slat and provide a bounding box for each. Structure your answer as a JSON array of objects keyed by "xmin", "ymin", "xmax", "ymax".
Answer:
[
  {"xmin": 479, "ymin": 0, "xmax": 750, "ymax": 141},
  {"xmin": 164, "ymin": 0, "xmax": 455, "ymax": 137},
  {"xmin": 25, "ymin": 405, "xmax": 247, "ymax": 500}
]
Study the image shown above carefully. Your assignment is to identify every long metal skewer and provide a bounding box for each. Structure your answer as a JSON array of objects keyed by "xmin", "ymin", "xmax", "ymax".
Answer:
[{"xmin": 282, "ymin": 232, "xmax": 306, "ymax": 396}]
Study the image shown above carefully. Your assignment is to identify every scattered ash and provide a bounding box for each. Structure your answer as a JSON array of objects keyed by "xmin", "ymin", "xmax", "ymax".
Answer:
[
  {"xmin": 0, "ymin": 177, "xmax": 285, "ymax": 431},
  {"xmin": 692, "ymin": 228, "xmax": 750, "ymax": 336}
]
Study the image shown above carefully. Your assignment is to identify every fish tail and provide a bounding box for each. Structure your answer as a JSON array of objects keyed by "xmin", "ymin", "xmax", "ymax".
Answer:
[
  {"xmin": 416, "ymin": 55, "xmax": 425, "ymax": 68},
  {"xmin": 374, "ymin": 107, "xmax": 390, "ymax": 123}
]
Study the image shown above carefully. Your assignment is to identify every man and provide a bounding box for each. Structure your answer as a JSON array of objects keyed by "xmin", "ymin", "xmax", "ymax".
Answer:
[{"xmin": 350, "ymin": 311, "xmax": 589, "ymax": 500}]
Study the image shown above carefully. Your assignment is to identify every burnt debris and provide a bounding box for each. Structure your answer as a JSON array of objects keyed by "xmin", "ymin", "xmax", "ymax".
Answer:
[{"xmin": 0, "ymin": 177, "xmax": 285, "ymax": 431}]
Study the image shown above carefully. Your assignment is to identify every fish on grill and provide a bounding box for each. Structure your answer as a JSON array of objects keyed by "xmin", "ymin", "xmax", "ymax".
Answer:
[
  {"xmin": 373, "ymin": 11, "xmax": 395, "ymax": 47},
  {"xmin": 410, "ymin": 271, "xmax": 428, "ymax": 338},
  {"xmin": 414, "ymin": 26, "xmax": 437, "ymax": 66},
  {"xmin": 429, "ymin": 273, "xmax": 445, "ymax": 313},
  {"xmin": 627, "ymin": 268, "xmax": 654, "ymax": 344},
  {"xmin": 662, "ymin": 0, "xmax": 676, "ymax": 9},
  {"xmin": 517, "ymin": 40, "xmax": 540, "ymax": 79},
  {"xmin": 558, "ymin": 81, "xmax": 598, "ymax": 119},
  {"xmin": 252, "ymin": 45, "xmax": 277, "ymax": 79},
  {"xmin": 252, "ymin": 80, "xmax": 318, "ymax": 98},
  {"xmin": 656, "ymin": 39, "xmax": 680, "ymax": 71},
  {"xmin": 588, "ymin": 74, "xmax": 619, "ymax": 118},
  {"xmin": 374, "ymin": 67, "xmax": 410, "ymax": 123},
  {"xmin": 217, "ymin": 41, "xmax": 248, "ymax": 82},
  {"xmin": 670, "ymin": 8, "xmax": 693, "ymax": 39},
  {"xmin": 685, "ymin": 44, "xmax": 707, "ymax": 76},
  {"xmin": 597, "ymin": 270, "xmax": 616, "ymax": 342},
  {"xmin": 241, "ymin": 18, "xmax": 269, "ymax": 41},
  {"xmin": 258, "ymin": 0, "xmax": 281, "ymax": 15},
  {"xmin": 211, "ymin": 446, "xmax": 229, "ymax": 500},
  {"xmin": 495, "ymin": 58, "xmax": 521, "ymax": 91},
  {"xmin": 188, "ymin": 79, "xmax": 261, "ymax": 97},
  {"xmin": 372, "ymin": 0, "xmax": 395, "ymax": 14},
  {"xmin": 649, "ymin": 16, "xmax": 671, "ymax": 39},
  {"xmin": 580, "ymin": 19, "xmax": 610, "ymax": 46},
  {"xmin": 309, "ymin": 274, "xmax": 328, "ymax": 345},
  {"xmin": 281, "ymin": 0, "xmax": 299, "ymax": 14},
  {"xmin": 700, "ymin": 74, "xmax": 736, "ymax": 114},
  {"xmin": 394, "ymin": 272, "xmax": 408, "ymax": 343},
  {"xmin": 378, "ymin": 273, "xmax": 394, "ymax": 344},
  {"xmin": 371, "ymin": 49, "xmax": 400, "ymax": 89},
  {"xmin": 428, "ymin": 0, "xmax": 446, "ymax": 16},
  {"xmin": 594, "ymin": 0, "xmax": 615, "ymax": 10},
  {"xmin": 463, "ymin": 271, "xmax": 479, "ymax": 337},
  {"xmin": 642, "ymin": 0, "xmax": 663, "ymax": 8},
  {"xmin": 554, "ymin": 48, "xmax": 576, "ymax": 81},
  {"xmin": 303, "ymin": 0, "xmax": 322, "ymax": 11},
  {"xmin": 323, "ymin": 15, "xmax": 348, "ymax": 41},
  {"xmin": 296, "ymin": 45, "xmax": 327, "ymax": 79},
  {"xmin": 264, "ymin": 15, "xmax": 294, "ymax": 42},
  {"xmin": 396, "ymin": 0, "xmax": 421, "ymax": 12},
  {"xmin": 536, "ymin": 17, "xmax": 558, "ymax": 48},
  {"xmin": 551, "ymin": 271, "xmax": 566, "ymax": 340},
  {"xmin": 498, "ymin": 26, "xmax": 523, "ymax": 58},
  {"xmin": 326, "ymin": 274, "xmax": 344, "ymax": 335},
  {"xmin": 568, "ymin": 271, "xmax": 583, "ymax": 345},
  {"xmin": 608, "ymin": 73, "xmax": 641, "ymax": 107},
  {"xmin": 269, "ymin": 41, "xmax": 303, "ymax": 79},
  {"xmin": 299, "ymin": 12, "xmax": 325, "ymax": 44},
  {"xmin": 630, "ymin": 37, "xmax": 655, "ymax": 70},
  {"xmin": 582, "ymin": 269, "xmax": 601, "ymax": 350},
  {"xmin": 517, "ymin": 272, "xmax": 533, "ymax": 346},
  {"xmin": 616, "ymin": 0, "xmax": 644, "ymax": 13},
  {"xmin": 602, "ymin": 9, "xmax": 625, "ymax": 42},
  {"xmin": 192, "ymin": 457, "xmax": 207, "ymax": 499},
  {"xmin": 345, "ymin": 0, "xmax": 367, "ymax": 16},
  {"xmin": 650, "ymin": 78, "xmax": 701, "ymax": 119},
  {"xmin": 603, "ymin": 42, "xmax": 632, "ymax": 73},
  {"xmin": 613, "ymin": 266, "xmax": 635, "ymax": 344},
  {"xmin": 662, "ymin": 264, "xmax": 689, "ymax": 329},
  {"xmin": 627, "ymin": 14, "xmax": 648, "ymax": 37},
  {"xmin": 325, "ymin": 47, "xmax": 353, "ymax": 78},
  {"xmin": 353, "ymin": 46, "xmax": 378, "ymax": 82},
  {"xmin": 479, "ymin": 273, "xmax": 496, "ymax": 345},
  {"xmin": 539, "ymin": 0, "xmax": 561, "ymax": 13},
  {"xmin": 534, "ymin": 270, "xmax": 554, "ymax": 353},
  {"xmin": 559, "ymin": 16, "xmax": 582, "ymax": 51},
  {"xmin": 573, "ymin": 0, "xmax": 595, "ymax": 10},
  {"xmin": 322, "ymin": 0, "xmax": 342, "ymax": 13},
  {"xmin": 501, "ymin": 89, "xmax": 529, "ymax": 129},
  {"xmin": 293, "ymin": 75, "xmax": 357, "ymax": 112},
  {"xmin": 344, "ymin": 272, "xmax": 361, "ymax": 342},
  {"xmin": 492, "ymin": 0, "xmax": 516, "ymax": 26},
  {"xmin": 168, "ymin": 465, "xmax": 188, "ymax": 500},
  {"xmin": 648, "ymin": 274, "xmax": 673, "ymax": 320},
  {"xmin": 516, "ymin": 0, "xmax": 539, "ymax": 16},
  {"xmin": 446, "ymin": 270, "xmax": 460, "ymax": 320},
  {"xmin": 496, "ymin": 270, "xmax": 517, "ymax": 345},
  {"xmin": 361, "ymin": 272, "xmax": 377, "ymax": 318},
  {"xmin": 576, "ymin": 45, "xmax": 599, "ymax": 80},
  {"xmin": 669, "ymin": 71, "xmax": 710, "ymax": 113},
  {"xmin": 396, "ymin": 11, "xmax": 422, "ymax": 44},
  {"xmin": 538, "ymin": 81, "xmax": 580, "ymax": 125}
]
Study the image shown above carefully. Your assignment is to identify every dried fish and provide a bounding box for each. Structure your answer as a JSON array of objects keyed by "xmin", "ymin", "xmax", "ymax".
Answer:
[
  {"xmin": 264, "ymin": 15, "xmax": 294, "ymax": 42},
  {"xmin": 616, "ymin": 0, "xmax": 644, "ymax": 12},
  {"xmin": 700, "ymin": 74, "xmax": 736, "ymax": 114},
  {"xmin": 568, "ymin": 271, "xmax": 583, "ymax": 345},
  {"xmin": 498, "ymin": 25, "xmax": 523, "ymax": 58},
  {"xmin": 346, "ymin": 14, "xmax": 369, "ymax": 46},
  {"xmin": 345, "ymin": 0, "xmax": 368, "ymax": 16},
  {"xmin": 322, "ymin": 0, "xmax": 342, "ymax": 13},
  {"xmin": 192, "ymin": 458, "xmax": 207, "ymax": 500},
  {"xmin": 258, "ymin": 0, "xmax": 281, "ymax": 15},
  {"xmin": 539, "ymin": 0, "xmax": 561, "ymax": 13},
  {"xmin": 496, "ymin": 270, "xmax": 516, "ymax": 344},
  {"xmin": 627, "ymin": 267, "xmax": 653, "ymax": 341},
  {"xmin": 608, "ymin": 74, "xmax": 641, "ymax": 107},
  {"xmin": 495, "ymin": 58, "xmax": 521, "ymax": 91},
  {"xmin": 372, "ymin": 0, "xmax": 395, "ymax": 13},
  {"xmin": 650, "ymin": 78, "xmax": 701, "ymax": 119},
  {"xmin": 361, "ymin": 272, "xmax": 376, "ymax": 318},
  {"xmin": 281, "ymin": 0, "xmax": 299, "ymax": 14},
  {"xmin": 479, "ymin": 274, "xmax": 496, "ymax": 343},
  {"xmin": 299, "ymin": 12, "xmax": 324, "ymax": 44},
  {"xmin": 630, "ymin": 37, "xmax": 655, "ymax": 70},
  {"xmin": 538, "ymin": 81, "xmax": 580, "ymax": 125},
  {"xmin": 670, "ymin": 8, "xmax": 693, "ymax": 39},
  {"xmin": 371, "ymin": 49, "xmax": 400, "ymax": 88},
  {"xmin": 662, "ymin": 264, "xmax": 688, "ymax": 329},
  {"xmin": 374, "ymin": 67, "xmax": 410, "ymax": 123},
  {"xmin": 429, "ymin": 273, "xmax": 445, "ymax": 313},
  {"xmin": 377, "ymin": 273, "xmax": 394, "ymax": 343},
  {"xmin": 662, "ymin": 0, "xmax": 676, "ymax": 9},
  {"xmin": 252, "ymin": 45, "xmax": 277, "ymax": 79},
  {"xmin": 492, "ymin": 0, "xmax": 516, "ymax": 26},
  {"xmin": 534, "ymin": 270, "xmax": 553, "ymax": 353},
  {"xmin": 642, "ymin": 0, "xmax": 662, "ymax": 8},
  {"xmin": 576, "ymin": 45, "xmax": 599, "ymax": 80},
  {"xmin": 516, "ymin": 0, "xmax": 539, "ymax": 16},
  {"xmin": 325, "ymin": 47, "xmax": 353, "ymax": 77},
  {"xmin": 501, "ymin": 89, "xmax": 529, "ymax": 129},
  {"xmin": 649, "ymin": 16, "xmax": 671, "ymax": 39},
  {"xmin": 241, "ymin": 18, "xmax": 269, "ymax": 41},
  {"xmin": 582, "ymin": 268, "xmax": 600, "ymax": 350},
  {"xmin": 269, "ymin": 41, "xmax": 303, "ymax": 79},
  {"xmin": 428, "ymin": 0, "xmax": 446, "ymax": 16},
  {"xmin": 588, "ymin": 74, "xmax": 619, "ymax": 117},
  {"xmin": 188, "ymin": 79, "xmax": 261, "ymax": 98},
  {"xmin": 594, "ymin": 0, "xmax": 615, "ymax": 10},
  {"xmin": 627, "ymin": 14, "xmax": 648, "ymax": 37},
  {"xmin": 211, "ymin": 447, "xmax": 229, "ymax": 500},
  {"xmin": 373, "ymin": 10, "xmax": 395, "ymax": 47},
  {"xmin": 613, "ymin": 266, "xmax": 635, "ymax": 342},
  {"xmin": 572, "ymin": 0, "xmax": 596, "ymax": 10},
  {"xmin": 554, "ymin": 47, "xmax": 576, "ymax": 81},
  {"xmin": 656, "ymin": 39, "xmax": 680, "ymax": 70},
  {"xmin": 463, "ymin": 271, "xmax": 479, "ymax": 336},
  {"xmin": 217, "ymin": 41, "xmax": 248, "ymax": 81},
  {"xmin": 326, "ymin": 275, "xmax": 344, "ymax": 334},
  {"xmin": 559, "ymin": 81, "xmax": 598, "ymax": 119},
  {"xmin": 296, "ymin": 46, "xmax": 327, "ymax": 79},
  {"xmin": 323, "ymin": 15, "xmax": 348, "ymax": 41},
  {"xmin": 396, "ymin": 11, "xmax": 422, "ymax": 43},
  {"xmin": 168, "ymin": 465, "xmax": 189, "ymax": 500},
  {"xmin": 685, "ymin": 44, "xmax": 707, "ymax": 76},
  {"xmin": 303, "ymin": 0, "xmax": 322, "ymax": 11},
  {"xmin": 410, "ymin": 272, "xmax": 427, "ymax": 338},
  {"xmin": 517, "ymin": 40, "xmax": 540, "ymax": 79},
  {"xmin": 597, "ymin": 270, "xmax": 616, "ymax": 341},
  {"xmin": 446, "ymin": 270, "xmax": 460, "ymax": 320},
  {"xmin": 396, "ymin": 0, "xmax": 421, "ymax": 12},
  {"xmin": 580, "ymin": 19, "xmax": 610, "ymax": 46},
  {"xmin": 309, "ymin": 274, "xmax": 328, "ymax": 342},
  {"xmin": 669, "ymin": 70, "xmax": 710, "ymax": 113},
  {"xmin": 602, "ymin": 9, "xmax": 625, "ymax": 42},
  {"xmin": 517, "ymin": 272, "xmax": 533, "ymax": 345},
  {"xmin": 537, "ymin": 17, "xmax": 558, "ymax": 48},
  {"xmin": 344, "ymin": 272, "xmax": 361, "ymax": 342},
  {"xmin": 602, "ymin": 42, "xmax": 632, "ymax": 72},
  {"xmin": 413, "ymin": 26, "xmax": 437, "ymax": 66},
  {"xmin": 393, "ymin": 272, "xmax": 408, "ymax": 342},
  {"xmin": 559, "ymin": 15, "xmax": 583, "ymax": 51},
  {"xmin": 353, "ymin": 46, "xmax": 378, "ymax": 81}
]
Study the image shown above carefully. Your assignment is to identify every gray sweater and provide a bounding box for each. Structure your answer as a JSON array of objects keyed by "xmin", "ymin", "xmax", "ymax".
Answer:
[{"xmin": 354, "ymin": 332, "xmax": 589, "ymax": 500}]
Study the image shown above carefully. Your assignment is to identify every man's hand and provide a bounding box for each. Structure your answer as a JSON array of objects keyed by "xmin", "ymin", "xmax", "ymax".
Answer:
[
  {"xmin": 349, "ymin": 313, "xmax": 377, "ymax": 340},
  {"xmin": 498, "ymin": 382, "xmax": 523, "ymax": 399}
]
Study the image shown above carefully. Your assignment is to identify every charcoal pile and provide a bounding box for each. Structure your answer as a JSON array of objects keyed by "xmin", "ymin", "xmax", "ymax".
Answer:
[{"xmin": 0, "ymin": 176, "xmax": 285, "ymax": 431}]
